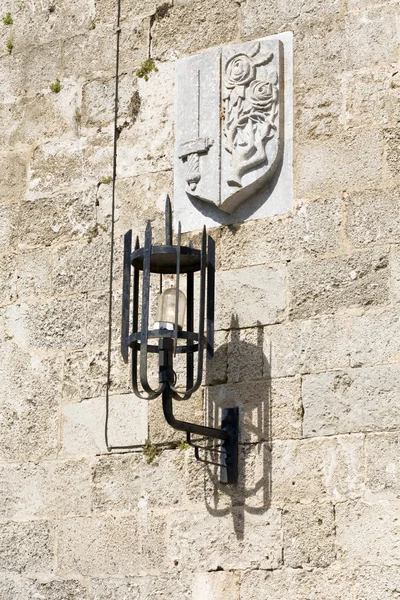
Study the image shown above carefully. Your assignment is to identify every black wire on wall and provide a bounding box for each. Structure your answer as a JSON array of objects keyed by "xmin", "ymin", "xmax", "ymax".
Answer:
[{"xmin": 105, "ymin": 0, "xmax": 122, "ymax": 452}]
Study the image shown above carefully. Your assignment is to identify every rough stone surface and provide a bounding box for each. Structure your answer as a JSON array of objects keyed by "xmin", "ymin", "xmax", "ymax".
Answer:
[
  {"xmin": 168, "ymin": 508, "xmax": 282, "ymax": 571},
  {"xmin": 303, "ymin": 364, "xmax": 400, "ymax": 436},
  {"xmin": 288, "ymin": 249, "xmax": 389, "ymax": 319},
  {"xmin": 336, "ymin": 500, "xmax": 400, "ymax": 565},
  {"xmin": 0, "ymin": 578, "xmax": 87, "ymax": 600},
  {"xmin": 0, "ymin": 0, "xmax": 398, "ymax": 595},
  {"xmin": 0, "ymin": 459, "xmax": 91, "ymax": 519},
  {"xmin": 219, "ymin": 196, "xmax": 343, "ymax": 270},
  {"xmin": 240, "ymin": 566, "xmax": 353, "ymax": 600},
  {"xmin": 61, "ymin": 394, "xmax": 148, "ymax": 456},
  {"xmin": 283, "ymin": 503, "xmax": 336, "ymax": 568},
  {"xmin": 272, "ymin": 435, "xmax": 364, "ymax": 505},
  {"xmin": 57, "ymin": 516, "xmax": 143, "ymax": 577},
  {"xmin": 346, "ymin": 188, "xmax": 400, "ymax": 248},
  {"xmin": 0, "ymin": 520, "xmax": 54, "ymax": 573},
  {"xmin": 296, "ymin": 130, "xmax": 383, "ymax": 199},
  {"xmin": 216, "ymin": 264, "xmax": 286, "ymax": 329}
]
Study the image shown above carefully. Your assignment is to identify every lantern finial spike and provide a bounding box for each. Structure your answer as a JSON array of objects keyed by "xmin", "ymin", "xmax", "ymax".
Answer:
[{"xmin": 165, "ymin": 194, "xmax": 172, "ymax": 245}]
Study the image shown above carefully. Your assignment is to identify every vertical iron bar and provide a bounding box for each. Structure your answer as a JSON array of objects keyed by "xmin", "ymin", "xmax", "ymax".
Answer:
[
  {"xmin": 196, "ymin": 226, "xmax": 207, "ymax": 384},
  {"xmin": 121, "ymin": 230, "xmax": 132, "ymax": 363},
  {"xmin": 174, "ymin": 222, "xmax": 181, "ymax": 355},
  {"xmin": 186, "ymin": 262, "xmax": 194, "ymax": 391},
  {"xmin": 206, "ymin": 235, "xmax": 215, "ymax": 360},
  {"xmin": 165, "ymin": 194, "xmax": 172, "ymax": 245},
  {"xmin": 131, "ymin": 236, "xmax": 140, "ymax": 396},
  {"xmin": 139, "ymin": 221, "xmax": 152, "ymax": 393}
]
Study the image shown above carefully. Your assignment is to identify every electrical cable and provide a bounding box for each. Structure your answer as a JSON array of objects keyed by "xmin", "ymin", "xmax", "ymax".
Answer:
[{"xmin": 105, "ymin": 0, "xmax": 122, "ymax": 452}]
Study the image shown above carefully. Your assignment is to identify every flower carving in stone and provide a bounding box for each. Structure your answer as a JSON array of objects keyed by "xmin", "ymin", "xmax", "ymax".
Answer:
[{"xmin": 223, "ymin": 41, "xmax": 279, "ymax": 188}]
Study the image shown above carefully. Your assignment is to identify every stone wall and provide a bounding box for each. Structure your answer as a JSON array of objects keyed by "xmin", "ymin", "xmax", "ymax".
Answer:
[{"xmin": 0, "ymin": 0, "xmax": 399, "ymax": 598}]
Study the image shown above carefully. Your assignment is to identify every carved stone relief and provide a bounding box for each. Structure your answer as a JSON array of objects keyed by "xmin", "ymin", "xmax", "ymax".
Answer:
[{"xmin": 174, "ymin": 32, "xmax": 293, "ymax": 232}]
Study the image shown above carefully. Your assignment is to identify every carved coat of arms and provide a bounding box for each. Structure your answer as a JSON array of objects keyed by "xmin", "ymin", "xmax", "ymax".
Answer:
[{"xmin": 175, "ymin": 37, "xmax": 283, "ymax": 214}]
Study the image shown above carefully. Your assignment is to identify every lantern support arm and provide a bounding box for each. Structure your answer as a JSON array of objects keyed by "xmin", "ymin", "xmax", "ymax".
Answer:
[{"xmin": 162, "ymin": 385, "xmax": 228, "ymax": 442}]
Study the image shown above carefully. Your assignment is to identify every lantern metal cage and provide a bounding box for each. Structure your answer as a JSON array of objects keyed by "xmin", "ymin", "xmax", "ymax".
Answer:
[{"xmin": 120, "ymin": 196, "xmax": 239, "ymax": 484}]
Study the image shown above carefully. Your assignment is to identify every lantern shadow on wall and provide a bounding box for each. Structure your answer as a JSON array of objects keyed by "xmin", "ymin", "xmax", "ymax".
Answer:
[{"xmin": 195, "ymin": 316, "xmax": 272, "ymax": 540}]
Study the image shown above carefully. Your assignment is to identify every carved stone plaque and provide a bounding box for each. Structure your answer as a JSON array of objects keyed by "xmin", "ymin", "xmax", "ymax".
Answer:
[{"xmin": 174, "ymin": 32, "xmax": 293, "ymax": 232}]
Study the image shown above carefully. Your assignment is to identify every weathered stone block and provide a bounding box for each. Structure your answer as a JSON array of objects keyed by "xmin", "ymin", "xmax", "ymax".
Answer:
[
  {"xmin": 112, "ymin": 171, "xmax": 174, "ymax": 243},
  {"xmin": 270, "ymin": 377, "xmax": 302, "ymax": 440},
  {"xmin": 0, "ymin": 253, "xmax": 17, "ymax": 306},
  {"xmin": 265, "ymin": 311, "xmax": 399, "ymax": 377},
  {"xmin": 348, "ymin": 311, "xmax": 400, "ymax": 367},
  {"xmin": 29, "ymin": 140, "xmax": 85, "ymax": 199},
  {"xmin": 94, "ymin": 0, "xmax": 159, "ymax": 23},
  {"xmin": 61, "ymin": 394, "xmax": 147, "ymax": 456},
  {"xmin": 336, "ymin": 500, "xmax": 400, "ymax": 565},
  {"xmin": 88, "ymin": 577, "xmax": 142, "ymax": 600},
  {"xmin": 168, "ymin": 508, "xmax": 282, "ymax": 570},
  {"xmin": 11, "ymin": 0, "xmax": 95, "ymax": 48},
  {"xmin": 92, "ymin": 450, "xmax": 185, "ymax": 512},
  {"xmin": 205, "ymin": 329, "xmax": 228, "ymax": 385},
  {"xmin": 391, "ymin": 249, "xmax": 400, "ymax": 304},
  {"xmin": 0, "ymin": 202, "xmax": 18, "ymax": 250},
  {"xmin": 63, "ymin": 21, "xmax": 149, "ymax": 81},
  {"xmin": 81, "ymin": 75, "xmax": 136, "ymax": 129},
  {"xmin": 283, "ymin": 502, "xmax": 335, "ymax": 567},
  {"xmin": 0, "ymin": 520, "xmax": 54, "ymax": 573},
  {"xmin": 241, "ymin": 0, "xmax": 341, "ymax": 39},
  {"xmin": 295, "ymin": 18, "xmax": 346, "ymax": 85},
  {"xmin": 296, "ymin": 82, "xmax": 342, "ymax": 139},
  {"xmin": 219, "ymin": 197, "xmax": 342, "ymax": 270},
  {"xmin": 63, "ymin": 348, "xmax": 130, "ymax": 402},
  {"xmin": 0, "ymin": 342, "xmax": 62, "ymax": 462},
  {"xmin": 0, "ymin": 93, "xmax": 74, "ymax": 148},
  {"xmin": 240, "ymin": 565, "xmax": 353, "ymax": 600},
  {"xmin": 0, "ymin": 152, "xmax": 28, "ymax": 202},
  {"xmin": 0, "ymin": 459, "xmax": 91, "ymax": 519},
  {"xmin": 82, "ymin": 131, "xmax": 114, "ymax": 184},
  {"xmin": 192, "ymin": 571, "xmax": 240, "ymax": 600},
  {"xmin": 6, "ymin": 296, "xmax": 86, "ymax": 350},
  {"xmin": 17, "ymin": 189, "xmax": 97, "ymax": 249},
  {"xmin": 0, "ymin": 577, "xmax": 87, "ymax": 600},
  {"xmin": 288, "ymin": 249, "xmax": 389, "ymax": 320},
  {"xmin": 0, "ymin": 40, "xmax": 62, "ymax": 102},
  {"xmin": 365, "ymin": 433, "xmax": 400, "ymax": 500},
  {"xmin": 272, "ymin": 435, "xmax": 364, "ymax": 505},
  {"xmin": 296, "ymin": 130, "xmax": 383, "ymax": 198},
  {"xmin": 18, "ymin": 248, "xmax": 52, "ymax": 298},
  {"xmin": 116, "ymin": 62, "xmax": 174, "ymax": 178},
  {"xmin": 216, "ymin": 264, "xmax": 286, "ymax": 330},
  {"xmin": 346, "ymin": 188, "xmax": 400, "ymax": 248},
  {"xmin": 52, "ymin": 237, "xmax": 111, "ymax": 295},
  {"xmin": 89, "ymin": 573, "xmax": 193, "ymax": 600},
  {"xmin": 57, "ymin": 516, "xmax": 142, "ymax": 576},
  {"xmin": 227, "ymin": 327, "xmax": 264, "ymax": 384},
  {"xmin": 345, "ymin": 7, "xmax": 399, "ymax": 71},
  {"xmin": 384, "ymin": 127, "xmax": 400, "ymax": 180},
  {"xmin": 352, "ymin": 565, "xmax": 400, "ymax": 600},
  {"xmin": 344, "ymin": 71, "xmax": 400, "ymax": 129},
  {"xmin": 303, "ymin": 364, "xmax": 400, "ymax": 437},
  {"xmin": 264, "ymin": 316, "xmax": 350, "ymax": 377},
  {"xmin": 86, "ymin": 291, "xmax": 123, "ymax": 347},
  {"xmin": 151, "ymin": 0, "xmax": 239, "ymax": 60}
]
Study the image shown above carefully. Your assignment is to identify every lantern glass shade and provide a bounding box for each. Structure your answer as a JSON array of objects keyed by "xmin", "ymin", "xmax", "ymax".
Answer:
[{"xmin": 155, "ymin": 287, "xmax": 186, "ymax": 330}]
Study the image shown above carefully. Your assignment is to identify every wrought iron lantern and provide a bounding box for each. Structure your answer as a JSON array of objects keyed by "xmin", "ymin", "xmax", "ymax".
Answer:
[{"xmin": 121, "ymin": 196, "xmax": 239, "ymax": 484}]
